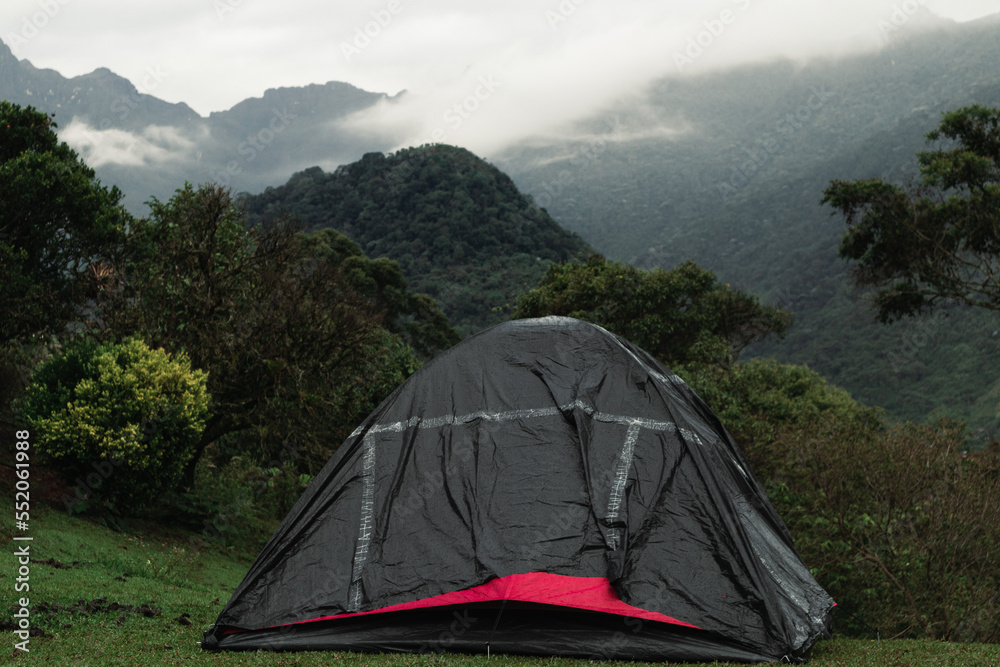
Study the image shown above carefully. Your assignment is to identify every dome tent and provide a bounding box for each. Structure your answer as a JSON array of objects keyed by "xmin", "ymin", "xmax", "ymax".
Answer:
[{"xmin": 203, "ymin": 317, "xmax": 833, "ymax": 661}]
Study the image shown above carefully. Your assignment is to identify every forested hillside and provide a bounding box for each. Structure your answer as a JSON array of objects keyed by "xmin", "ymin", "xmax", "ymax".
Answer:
[
  {"xmin": 242, "ymin": 145, "xmax": 592, "ymax": 335},
  {"xmin": 496, "ymin": 15, "xmax": 1000, "ymax": 438}
]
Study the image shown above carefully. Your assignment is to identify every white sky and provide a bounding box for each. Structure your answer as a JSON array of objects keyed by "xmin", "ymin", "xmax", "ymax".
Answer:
[{"xmin": 3, "ymin": 0, "xmax": 999, "ymax": 155}]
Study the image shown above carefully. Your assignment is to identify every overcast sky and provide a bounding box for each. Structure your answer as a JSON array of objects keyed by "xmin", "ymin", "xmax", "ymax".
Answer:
[{"xmin": 3, "ymin": 0, "xmax": 1000, "ymax": 154}]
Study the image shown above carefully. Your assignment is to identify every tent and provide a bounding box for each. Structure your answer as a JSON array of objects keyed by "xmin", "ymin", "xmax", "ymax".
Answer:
[{"xmin": 203, "ymin": 316, "xmax": 834, "ymax": 661}]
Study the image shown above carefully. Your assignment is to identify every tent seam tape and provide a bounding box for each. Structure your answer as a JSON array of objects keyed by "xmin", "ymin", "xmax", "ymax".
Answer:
[
  {"xmin": 606, "ymin": 421, "xmax": 642, "ymax": 550},
  {"xmin": 348, "ymin": 433, "xmax": 377, "ymax": 612},
  {"xmin": 355, "ymin": 402, "xmax": 682, "ymax": 437}
]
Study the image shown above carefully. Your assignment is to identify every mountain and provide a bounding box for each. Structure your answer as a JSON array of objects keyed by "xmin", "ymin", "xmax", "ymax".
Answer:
[
  {"xmin": 492, "ymin": 13, "xmax": 1000, "ymax": 440},
  {"xmin": 0, "ymin": 39, "xmax": 395, "ymax": 213},
  {"xmin": 0, "ymin": 39, "xmax": 199, "ymax": 127},
  {"xmin": 241, "ymin": 145, "xmax": 592, "ymax": 336}
]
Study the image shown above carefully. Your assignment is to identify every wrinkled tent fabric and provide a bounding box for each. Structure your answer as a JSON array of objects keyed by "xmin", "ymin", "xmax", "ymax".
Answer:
[{"xmin": 203, "ymin": 316, "xmax": 834, "ymax": 661}]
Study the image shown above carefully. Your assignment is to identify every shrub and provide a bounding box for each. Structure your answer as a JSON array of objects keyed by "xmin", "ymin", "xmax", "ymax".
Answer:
[
  {"xmin": 770, "ymin": 418, "xmax": 1000, "ymax": 642},
  {"xmin": 160, "ymin": 452, "xmax": 312, "ymax": 556},
  {"xmin": 22, "ymin": 336, "xmax": 209, "ymax": 511},
  {"xmin": 680, "ymin": 358, "xmax": 870, "ymax": 470},
  {"xmin": 684, "ymin": 359, "xmax": 1000, "ymax": 641}
]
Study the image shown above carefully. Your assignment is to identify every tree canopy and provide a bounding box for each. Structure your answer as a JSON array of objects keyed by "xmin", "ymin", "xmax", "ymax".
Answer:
[
  {"xmin": 299, "ymin": 228, "xmax": 459, "ymax": 358},
  {"xmin": 101, "ymin": 183, "xmax": 418, "ymax": 476},
  {"xmin": 0, "ymin": 102, "xmax": 130, "ymax": 342},
  {"xmin": 241, "ymin": 146, "xmax": 592, "ymax": 335},
  {"xmin": 824, "ymin": 104, "xmax": 1000, "ymax": 322},
  {"xmin": 512, "ymin": 253, "xmax": 792, "ymax": 368}
]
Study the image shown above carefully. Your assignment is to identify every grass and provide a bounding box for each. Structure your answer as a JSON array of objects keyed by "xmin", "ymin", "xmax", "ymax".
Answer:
[{"xmin": 3, "ymin": 507, "xmax": 1000, "ymax": 666}]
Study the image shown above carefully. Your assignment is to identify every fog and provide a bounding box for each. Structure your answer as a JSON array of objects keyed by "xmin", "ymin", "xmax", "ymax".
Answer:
[{"xmin": 3, "ymin": 0, "xmax": 999, "ymax": 156}]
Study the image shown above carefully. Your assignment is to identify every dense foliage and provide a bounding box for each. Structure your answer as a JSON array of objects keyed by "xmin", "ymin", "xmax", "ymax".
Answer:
[
  {"xmin": 513, "ymin": 254, "xmax": 791, "ymax": 367},
  {"xmin": 685, "ymin": 360, "xmax": 1000, "ymax": 642},
  {"xmin": 241, "ymin": 145, "xmax": 592, "ymax": 335},
  {"xmin": 100, "ymin": 183, "xmax": 419, "ymax": 477},
  {"xmin": 767, "ymin": 418, "xmax": 1000, "ymax": 642},
  {"xmin": 0, "ymin": 102, "xmax": 132, "ymax": 430},
  {"xmin": 0, "ymin": 102, "xmax": 447, "ymax": 521},
  {"xmin": 22, "ymin": 336, "xmax": 209, "ymax": 508},
  {"xmin": 825, "ymin": 105, "xmax": 1000, "ymax": 322},
  {"xmin": 680, "ymin": 358, "xmax": 865, "ymax": 454},
  {"xmin": 0, "ymin": 102, "xmax": 129, "ymax": 343},
  {"xmin": 299, "ymin": 228, "xmax": 459, "ymax": 358}
]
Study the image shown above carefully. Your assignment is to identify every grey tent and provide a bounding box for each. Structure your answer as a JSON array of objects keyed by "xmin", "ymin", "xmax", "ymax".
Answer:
[{"xmin": 204, "ymin": 316, "xmax": 834, "ymax": 661}]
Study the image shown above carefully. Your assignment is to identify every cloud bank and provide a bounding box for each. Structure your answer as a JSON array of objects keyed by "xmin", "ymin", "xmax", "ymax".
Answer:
[
  {"xmin": 3, "ymin": 0, "xmax": 999, "ymax": 158},
  {"xmin": 61, "ymin": 120, "xmax": 196, "ymax": 167}
]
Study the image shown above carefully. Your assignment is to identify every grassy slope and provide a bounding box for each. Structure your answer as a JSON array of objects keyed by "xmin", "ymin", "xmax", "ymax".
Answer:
[{"xmin": 4, "ymin": 508, "xmax": 999, "ymax": 665}]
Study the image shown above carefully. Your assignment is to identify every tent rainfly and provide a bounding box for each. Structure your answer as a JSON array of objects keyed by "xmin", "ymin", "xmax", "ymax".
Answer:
[{"xmin": 203, "ymin": 316, "xmax": 834, "ymax": 662}]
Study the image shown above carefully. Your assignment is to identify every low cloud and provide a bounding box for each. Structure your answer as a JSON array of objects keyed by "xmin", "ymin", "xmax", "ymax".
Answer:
[
  {"xmin": 5, "ymin": 0, "xmax": 998, "ymax": 160},
  {"xmin": 331, "ymin": 0, "xmax": 976, "ymax": 157},
  {"xmin": 60, "ymin": 120, "xmax": 196, "ymax": 167}
]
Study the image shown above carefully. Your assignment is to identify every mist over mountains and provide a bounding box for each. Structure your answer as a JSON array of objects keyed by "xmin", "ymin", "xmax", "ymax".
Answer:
[
  {"xmin": 2, "ymin": 11, "xmax": 999, "ymax": 437},
  {"xmin": 0, "ymin": 38, "xmax": 399, "ymax": 212}
]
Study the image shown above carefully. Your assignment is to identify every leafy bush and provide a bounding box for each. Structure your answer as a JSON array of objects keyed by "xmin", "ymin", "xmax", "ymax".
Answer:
[
  {"xmin": 769, "ymin": 418, "xmax": 1000, "ymax": 642},
  {"xmin": 681, "ymin": 359, "xmax": 999, "ymax": 641},
  {"xmin": 679, "ymin": 358, "xmax": 869, "ymax": 472},
  {"xmin": 160, "ymin": 451, "xmax": 313, "ymax": 556},
  {"xmin": 22, "ymin": 336, "xmax": 209, "ymax": 511}
]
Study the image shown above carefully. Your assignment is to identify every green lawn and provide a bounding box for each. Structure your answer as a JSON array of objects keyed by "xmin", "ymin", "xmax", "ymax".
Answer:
[{"xmin": 3, "ymin": 508, "xmax": 999, "ymax": 666}]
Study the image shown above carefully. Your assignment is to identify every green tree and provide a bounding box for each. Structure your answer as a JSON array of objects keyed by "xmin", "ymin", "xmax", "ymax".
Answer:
[
  {"xmin": 22, "ymin": 336, "xmax": 209, "ymax": 510},
  {"xmin": 300, "ymin": 228, "xmax": 460, "ymax": 358},
  {"xmin": 824, "ymin": 105, "xmax": 1000, "ymax": 322},
  {"xmin": 102, "ymin": 183, "xmax": 411, "ymax": 476},
  {"xmin": 512, "ymin": 254, "xmax": 791, "ymax": 367},
  {"xmin": 0, "ymin": 102, "xmax": 129, "ymax": 342}
]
